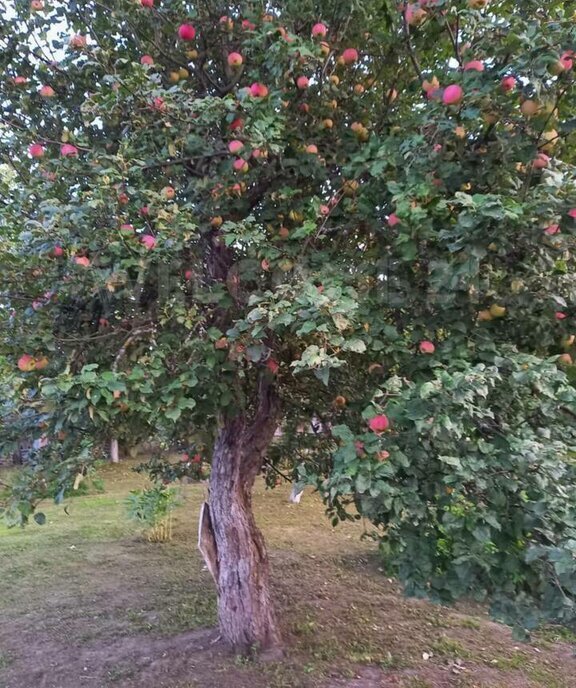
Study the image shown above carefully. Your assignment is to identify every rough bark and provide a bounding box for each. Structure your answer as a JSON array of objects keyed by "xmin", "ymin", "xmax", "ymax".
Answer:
[{"xmin": 205, "ymin": 377, "xmax": 282, "ymax": 654}]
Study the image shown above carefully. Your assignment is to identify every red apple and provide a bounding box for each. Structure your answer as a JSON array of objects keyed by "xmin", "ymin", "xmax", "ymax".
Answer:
[
  {"xmin": 387, "ymin": 213, "xmax": 400, "ymax": 226},
  {"xmin": 140, "ymin": 0, "xmax": 153, "ymax": 6},
  {"xmin": 230, "ymin": 117, "xmax": 244, "ymax": 131},
  {"xmin": 368, "ymin": 414, "xmax": 390, "ymax": 433},
  {"xmin": 185, "ymin": 270, "xmax": 193, "ymax": 280},
  {"xmin": 140, "ymin": 54, "xmax": 154, "ymax": 65},
  {"xmin": 29, "ymin": 143, "xmax": 45, "ymax": 158},
  {"xmin": 266, "ymin": 358, "xmax": 279, "ymax": 374},
  {"xmin": 69, "ymin": 35, "xmax": 87, "ymax": 49},
  {"xmin": 341, "ymin": 48, "xmax": 358, "ymax": 65},
  {"xmin": 31, "ymin": 0, "xmax": 44, "ymax": 10},
  {"xmin": 568, "ymin": 209, "xmax": 576, "ymax": 219},
  {"xmin": 53, "ymin": 245, "xmax": 63, "ymax": 257},
  {"xmin": 227, "ymin": 52, "xmax": 243, "ymax": 68},
  {"xmin": 39, "ymin": 85, "xmax": 55, "ymax": 97},
  {"xmin": 419, "ymin": 340, "xmax": 435, "ymax": 354},
  {"xmin": 544, "ymin": 224, "xmax": 560, "ymax": 235},
  {"xmin": 233, "ymin": 158, "xmax": 249, "ymax": 172},
  {"xmin": 241, "ymin": 19, "xmax": 256, "ymax": 31},
  {"xmin": 75, "ymin": 256, "xmax": 90, "ymax": 267},
  {"xmin": 60, "ymin": 143, "xmax": 78, "ymax": 157},
  {"xmin": 312, "ymin": 22, "xmax": 327, "ymax": 38},
  {"xmin": 464, "ymin": 60, "xmax": 484, "ymax": 71},
  {"xmin": 532, "ymin": 153, "xmax": 550, "ymax": 170},
  {"xmin": 228, "ymin": 139, "xmax": 244, "ymax": 154},
  {"xmin": 162, "ymin": 186, "xmax": 175, "ymax": 200},
  {"xmin": 249, "ymin": 82, "xmax": 269, "ymax": 97},
  {"xmin": 178, "ymin": 24, "xmax": 196, "ymax": 41},
  {"xmin": 141, "ymin": 234, "xmax": 156, "ymax": 250},
  {"xmin": 556, "ymin": 312, "xmax": 567, "ymax": 320},
  {"xmin": 442, "ymin": 84, "xmax": 463, "ymax": 105},
  {"xmin": 296, "ymin": 75, "xmax": 309, "ymax": 89},
  {"xmin": 305, "ymin": 144, "xmax": 318, "ymax": 154},
  {"xmin": 18, "ymin": 354, "xmax": 36, "ymax": 372},
  {"xmin": 13, "ymin": 76, "xmax": 28, "ymax": 86},
  {"xmin": 501, "ymin": 75, "xmax": 516, "ymax": 92}
]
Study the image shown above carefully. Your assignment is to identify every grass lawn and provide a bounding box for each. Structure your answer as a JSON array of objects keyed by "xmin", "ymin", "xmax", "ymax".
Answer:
[{"xmin": 0, "ymin": 461, "xmax": 575, "ymax": 688}]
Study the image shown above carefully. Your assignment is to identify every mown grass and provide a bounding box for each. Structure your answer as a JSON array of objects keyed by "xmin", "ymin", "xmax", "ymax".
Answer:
[{"xmin": 0, "ymin": 461, "xmax": 575, "ymax": 688}]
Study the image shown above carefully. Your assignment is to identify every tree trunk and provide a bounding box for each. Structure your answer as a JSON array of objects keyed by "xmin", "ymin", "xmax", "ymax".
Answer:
[
  {"xmin": 110, "ymin": 438, "xmax": 119, "ymax": 463},
  {"xmin": 205, "ymin": 377, "xmax": 282, "ymax": 654}
]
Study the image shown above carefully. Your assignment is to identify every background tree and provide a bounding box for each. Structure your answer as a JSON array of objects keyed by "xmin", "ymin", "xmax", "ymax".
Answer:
[{"xmin": 2, "ymin": 0, "xmax": 576, "ymax": 654}]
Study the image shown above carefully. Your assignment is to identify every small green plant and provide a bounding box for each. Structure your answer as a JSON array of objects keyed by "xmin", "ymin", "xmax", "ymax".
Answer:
[{"xmin": 126, "ymin": 484, "xmax": 179, "ymax": 542}]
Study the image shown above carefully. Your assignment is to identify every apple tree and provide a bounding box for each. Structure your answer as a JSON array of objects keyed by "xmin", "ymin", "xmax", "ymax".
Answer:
[{"xmin": 2, "ymin": 0, "xmax": 576, "ymax": 651}]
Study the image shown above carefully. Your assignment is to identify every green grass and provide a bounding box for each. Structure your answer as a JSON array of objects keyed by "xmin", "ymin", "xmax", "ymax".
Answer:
[{"xmin": 0, "ymin": 460, "xmax": 575, "ymax": 688}]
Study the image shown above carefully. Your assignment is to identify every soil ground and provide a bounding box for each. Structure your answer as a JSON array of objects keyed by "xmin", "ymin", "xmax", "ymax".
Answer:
[{"xmin": 0, "ymin": 461, "xmax": 575, "ymax": 688}]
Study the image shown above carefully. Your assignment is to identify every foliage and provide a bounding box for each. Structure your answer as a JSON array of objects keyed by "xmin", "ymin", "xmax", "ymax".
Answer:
[
  {"xmin": 1, "ymin": 0, "xmax": 576, "ymax": 633},
  {"xmin": 126, "ymin": 483, "xmax": 179, "ymax": 542}
]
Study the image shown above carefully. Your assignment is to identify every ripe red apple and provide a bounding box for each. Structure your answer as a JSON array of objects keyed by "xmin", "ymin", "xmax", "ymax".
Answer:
[
  {"xmin": 140, "ymin": 0, "xmax": 153, "ymax": 6},
  {"xmin": 227, "ymin": 52, "xmax": 243, "ymax": 68},
  {"xmin": 228, "ymin": 139, "xmax": 244, "ymax": 154},
  {"xmin": 532, "ymin": 153, "xmax": 550, "ymax": 170},
  {"xmin": 376, "ymin": 450, "xmax": 390, "ymax": 461},
  {"xmin": 141, "ymin": 234, "xmax": 156, "ymax": 250},
  {"xmin": 39, "ymin": 85, "xmax": 55, "ymax": 97},
  {"xmin": 266, "ymin": 359, "xmax": 279, "ymax": 374},
  {"xmin": 118, "ymin": 192, "xmax": 129, "ymax": 204},
  {"xmin": 53, "ymin": 245, "xmax": 63, "ymax": 257},
  {"xmin": 501, "ymin": 75, "xmax": 516, "ymax": 92},
  {"xmin": 387, "ymin": 213, "xmax": 400, "ymax": 226},
  {"xmin": 261, "ymin": 258, "xmax": 270, "ymax": 271},
  {"xmin": 305, "ymin": 144, "xmax": 318, "ymax": 154},
  {"xmin": 31, "ymin": 0, "xmax": 44, "ymax": 10},
  {"xmin": 249, "ymin": 82, "xmax": 269, "ymax": 97},
  {"xmin": 568, "ymin": 209, "xmax": 576, "ymax": 219},
  {"xmin": 311, "ymin": 22, "xmax": 327, "ymax": 38},
  {"xmin": 184, "ymin": 270, "xmax": 193, "ymax": 280},
  {"xmin": 75, "ymin": 256, "xmax": 90, "ymax": 267},
  {"xmin": 162, "ymin": 186, "xmax": 176, "ymax": 200},
  {"xmin": 99, "ymin": 318, "xmax": 109, "ymax": 327},
  {"xmin": 442, "ymin": 84, "xmax": 463, "ymax": 105},
  {"xmin": 230, "ymin": 117, "xmax": 244, "ymax": 131},
  {"xmin": 296, "ymin": 75, "xmax": 309, "ymax": 89},
  {"xmin": 463, "ymin": 60, "xmax": 484, "ymax": 71},
  {"xmin": 29, "ymin": 143, "xmax": 45, "ymax": 158},
  {"xmin": 419, "ymin": 340, "xmax": 435, "ymax": 354},
  {"xmin": 233, "ymin": 158, "xmax": 249, "ymax": 172},
  {"xmin": 69, "ymin": 35, "xmax": 87, "ymax": 49},
  {"xmin": 368, "ymin": 414, "xmax": 390, "ymax": 434},
  {"xmin": 341, "ymin": 48, "xmax": 358, "ymax": 65},
  {"xmin": 120, "ymin": 223, "xmax": 134, "ymax": 233},
  {"xmin": 178, "ymin": 24, "xmax": 196, "ymax": 41},
  {"xmin": 13, "ymin": 76, "xmax": 28, "ymax": 86},
  {"xmin": 18, "ymin": 354, "xmax": 36, "ymax": 372},
  {"xmin": 544, "ymin": 224, "xmax": 560, "ymax": 235},
  {"xmin": 406, "ymin": 4, "xmax": 427, "ymax": 26},
  {"xmin": 556, "ymin": 312, "xmax": 567, "ymax": 320},
  {"xmin": 319, "ymin": 204, "xmax": 330, "ymax": 216},
  {"xmin": 241, "ymin": 19, "xmax": 255, "ymax": 31},
  {"xmin": 140, "ymin": 54, "xmax": 154, "ymax": 66},
  {"xmin": 60, "ymin": 143, "xmax": 78, "ymax": 157}
]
